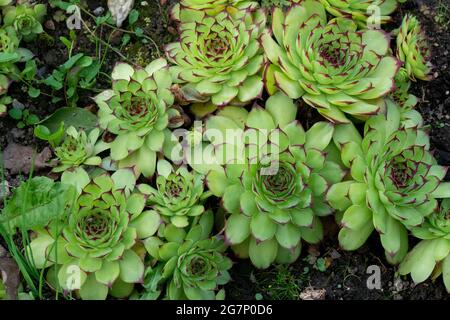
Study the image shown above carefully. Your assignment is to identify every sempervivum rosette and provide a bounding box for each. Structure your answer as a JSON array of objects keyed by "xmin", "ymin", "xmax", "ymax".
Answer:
[
  {"xmin": 28, "ymin": 171, "xmax": 161, "ymax": 300},
  {"xmin": 2, "ymin": 3, "xmax": 46, "ymax": 41},
  {"xmin": 142, "ymin": 211, "xmax": 232, "ymax": 300},
  {"xmin": 52, "ymin": 127, "xmax": 104, "ymax": 173},
  {"xmin": 205, "ymin": 93, "xmax": 345, "ymax": 268},
  {"xmin": 396, "ymin": 14, "xmax": 433, "ymax": 82},
  {"xmin": 399, "ymin": 199, "xmax": 450, "ymax": 292},
  {"xmin": 328, "ymin": 99, "xmax": 450, "ymax": 264},
  {"xmin": 138, "ymin": 159, "xmax": 211, "ymax": 228},
  {"xmin": 0, "ymin": 26, "xmax": 20, "ymax": 76},
  {"xmin": 95, "ymin": 58, "xmax": 183, "ymax": 178},
  {"xmin": 262, "ymin": 0, "xmax": 399, "ymax": 123},
  {"xmin": 165, "ymin": 9, "xmax": 266, "ymax": 116}
]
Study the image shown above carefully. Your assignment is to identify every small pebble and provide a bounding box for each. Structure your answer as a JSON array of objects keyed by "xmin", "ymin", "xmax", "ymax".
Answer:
[
  {"xmin": 141, "ymin": 1, "xmax": 149, "ymax": 6},
  {"xmin": 330, "ymin": 248, "xmax": 341, "ymax": 260},
  {"xmin": 12, "ymin": 99, "xmax": 25, "ymax": 110},
  {"xmin": 11, "ymin": 128, "xmax": 25, "ymax": 140},
  {"xmin": 299, "ymin": 287, "xmax": 326, "ymax": 300},
  {"xmin": 393, "ymin": 278, "xmax": 404, "ymax": 291},
  {"xmin": 44, "ymin": 20, "xmax": 55, "ymax": 30},
  {"xmin": 93, "ymin": 7, "xmax": 105, "ymax": 16}
]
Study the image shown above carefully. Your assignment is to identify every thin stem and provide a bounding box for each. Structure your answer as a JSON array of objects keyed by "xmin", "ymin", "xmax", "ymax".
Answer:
[
  {"xmin": 79, "ymin": 6, "xmax": 161, "ymax": 57},
  {"xmin": 80, "ymin": 18, "xmax": 135, "ymax": 65}
]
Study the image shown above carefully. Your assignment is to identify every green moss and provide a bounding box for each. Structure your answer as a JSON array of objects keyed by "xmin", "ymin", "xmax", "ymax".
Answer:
[
  {"xmin": 254, "ymin": 265, "xmax": 305, "ymax": 300},
  {"xmin": 134, "ymin": 1, "xmax": 176, "ymax": 46},
  {"xmin": 123, "ymin": 41, "xmax": 155, "ymax": 67},
  {"xmin": 435, "ymin": 0, "xmax": 450, "ymax": 30}
]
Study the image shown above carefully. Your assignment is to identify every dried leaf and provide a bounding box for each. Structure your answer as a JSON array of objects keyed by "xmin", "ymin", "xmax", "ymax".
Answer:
[
  {"xmin": 3, "ymin": 143, "xmax": 52, "ymax": 174},
  {"xmin": 0, "ymin": 245, "xmax": 20, "ymax": 300},
  {"xmin": 108, "ymin": 0, "xmax": 135, "ymax": 27}
]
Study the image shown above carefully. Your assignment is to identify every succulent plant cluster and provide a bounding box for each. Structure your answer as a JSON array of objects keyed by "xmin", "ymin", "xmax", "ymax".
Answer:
[
  {"xmin": 1, "ymin": 0, "xmax": 449, "ymax": 300},
  {"xmin": 0, "ymin": 1, "xmax": 45, "ymax": 115}
]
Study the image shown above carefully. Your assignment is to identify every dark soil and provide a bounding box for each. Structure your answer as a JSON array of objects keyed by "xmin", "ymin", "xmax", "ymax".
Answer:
[
  {"xmin": 399, "ymin": 0, "xmax": 450, "ymax": 176},
  {"xmin": 226, "ymin": 223, "xmax": 450, "ymax": 300},
  {"xmin": 0, "ymin": 0, "xmax": 449, "ymax": 300}
]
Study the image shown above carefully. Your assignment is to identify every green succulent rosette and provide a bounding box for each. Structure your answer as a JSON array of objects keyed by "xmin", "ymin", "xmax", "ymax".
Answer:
[
  {"xmin": 399, "ymin": 199, "xmax": 450, "ymax": 292},
  {"xmin": 328, "ymin": 99, "xmax": 450, "ymax": 264},
  {"xmin": 95, "ymin": 58, "xmax": 182, "ymax": 178},
  {"xmin": 2, "ymin": 3, "xmax": 46, "ymax": 41},
  {"xmin": 171, "ymin": 0, "xmax": 259, "ymax": 21},
  {"xmin": 288, "ymin": 0, "xmax": 398, "ymax": 28},
  {"xmin": 139, "ymin": 159, "xmax": 211, "ymax": 229},
  {"xmin": 28, "ymin": 171, "xmax": 162, "ymax": 300},
  {"xmin": 262, "ymin": 0, "xmax": 399, "ymax": 123},
  {"xmin": 396, "ymin": 15, "xmax": 433, "ymax": 81},
  {"xmin": 142, "ymin": 211, "xmax": 232, "ymax": 300},
  {"xmin": 203, "ymin": 93, "xmax": 345, "ymax": 268},
  {"xmin": 0, "ymin": 26, "xmax": 18, "ymax": 53},
  {"xmin": 53, "ymin": 127, "xmax": 105, "ymax": 173},
  {"xmin": 165, "ymin": 9, "xmax": 266, "ymax": 116},
  {"xmin": 0, "ymin": 26, "xmax": 21, "ymax": 75}
]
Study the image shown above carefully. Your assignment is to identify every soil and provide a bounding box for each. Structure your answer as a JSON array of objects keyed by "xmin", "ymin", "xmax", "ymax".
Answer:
[
  {"xmin": 226, "ymin": 226, "xmax": 450, "ymax": 300},
  {"xmin": 0, "ymin": 0, "xmax": 449, "ymax": 300}
]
